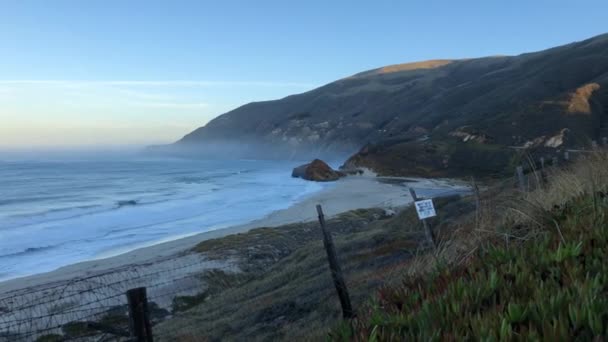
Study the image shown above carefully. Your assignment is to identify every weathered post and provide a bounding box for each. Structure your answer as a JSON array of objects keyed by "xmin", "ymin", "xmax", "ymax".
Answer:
[
  {"xmin": 516, "ymin": 166, "xmax": 526, "ymax": 192},
  {"xmin": 564, "ymin": 151, "xmax": 570, "ymax": 162},
  {"xmin": 127, "ymin": 287, "xmax": 153, "ymax": 342},
  {"xmin": 409, "ymin": 188, "xmax": 436, "ymax": 249},
  {"xmin": 540, "ymin": 157, "xmax": 545, "ymax": 170},
  {"xmin": 471, "ymin": 177, "xmax": 481, "ymax": 229},
  {"xmin": 540, "ymin": 157, "xmax": 548, "ymax": 186},
  {"xmin": 316, "ymin": 205, "xmax": 354, "ymax": 319}
]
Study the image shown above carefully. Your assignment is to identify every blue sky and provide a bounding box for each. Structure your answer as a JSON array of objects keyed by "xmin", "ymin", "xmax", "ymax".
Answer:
[{"xmin": 1, "ymin": 0, "xmax": 606, "ymax": 147}]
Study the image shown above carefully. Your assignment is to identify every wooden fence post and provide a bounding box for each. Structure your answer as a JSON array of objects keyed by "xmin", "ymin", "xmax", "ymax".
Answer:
[
  {"xmin": 127, "ymin": 287, "xmax": 153, "ymax": 342},
  {"xmin": 540, "ymin": 157, "xmax": 545, "ymax": 170},
  {"xmin": 603, "ymin": 137, "xmax": 607, "ymax": 146},
  {"xmin": 564, "ymin": 151, "xmax": 570, "ymax": 161},
  {"xmin": 316, "ymin": 205, "xmax": 354, "ymax": 319},
  {"xmin": 471, "ymin": 177, "xmax": 481, "ymax": 229},
  {"xmin": 540, "ymin": 157, "xmax": 548, "ymax": 186},
  {"xmin": 409, "ymin": 188, "xmax": 436, "ymax": 249},
  {"xmin": 516, "ymin": 166, "xmax": 526, "ymax": 192}
]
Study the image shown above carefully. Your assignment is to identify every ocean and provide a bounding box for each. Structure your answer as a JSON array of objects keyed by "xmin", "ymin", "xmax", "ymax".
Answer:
[{"xmin": 0, "ymin": 154, "xmax": 327, "ymax": 281}]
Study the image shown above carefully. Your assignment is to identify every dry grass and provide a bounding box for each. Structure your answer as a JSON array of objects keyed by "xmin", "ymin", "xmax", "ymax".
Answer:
[
  {"xmin": 153, "ymin": 196, "xmax": 477, "ymax": 341},
  {"xmin": 567, "ymin": 82, "xmax": 601, "ymax": 114},
  {"xmin": 376, "ymin": 150, "xmax": 608, "ymax": 290},
  {"xmin": 349, "ymin": 59, "xmax": 455, "ymax": 78},
  {"xmin": 376, "ymin": 60, "xmax": 455, "ymax": 74},
  {"xmin": 154, "ymin": 152, "xmax": 608, "ymax": 341},
  {"xmin": 335, "ymin": 150, "xmax": 608, "ymax": 340},
  {"xmin": 527, "ymin": 150, "xmax": 608, "ymax": 208},
  {"xmin": 486, "ymin": 151, "xmax": 608, "ymax": 243}
]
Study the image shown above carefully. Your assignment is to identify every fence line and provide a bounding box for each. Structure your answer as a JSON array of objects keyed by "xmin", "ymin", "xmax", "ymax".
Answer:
[
  {"xmin": 0, "ymin": 253, "xmax": 238, "ymax": 341},
  {"xmin": 0, "ymin": 178, "xmax": 482, "ymax": 341}
]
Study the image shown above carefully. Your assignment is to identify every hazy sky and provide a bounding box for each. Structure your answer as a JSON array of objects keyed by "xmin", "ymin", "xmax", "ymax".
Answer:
[{"xmin": 1, "ymin": 0, "xmax": 607, "ymax": 148}]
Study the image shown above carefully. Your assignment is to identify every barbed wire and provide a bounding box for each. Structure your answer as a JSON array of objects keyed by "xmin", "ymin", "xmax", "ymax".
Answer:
[
  {"xmin": 0, "ymin": 255, "xmax": 231, "ymax": 310},
  {"xmin": 0, "ymin": 253, "xmax": 222, "ymax": 299},
  {"xmin": 0, "ymin": 254, "xmax": 238, "ymax": 342},
  {"xmin": 0, "ymin": 187, "xmax": 468, "ymax": 341}
]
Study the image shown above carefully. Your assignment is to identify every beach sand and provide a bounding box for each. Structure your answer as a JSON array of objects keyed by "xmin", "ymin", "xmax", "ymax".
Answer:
[
  {"xmin": 0, "ymin": 175, "xmax": 469, "ymax": 340},
  {"xmin": 0, "ymin": 175, "xmax": 466, "ymax": 295}
]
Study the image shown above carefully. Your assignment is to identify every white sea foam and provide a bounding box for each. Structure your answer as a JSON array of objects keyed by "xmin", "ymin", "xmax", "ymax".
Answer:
[{"xmin": 0, "ymin": 157, "xmax": 326, "ymax": 281}]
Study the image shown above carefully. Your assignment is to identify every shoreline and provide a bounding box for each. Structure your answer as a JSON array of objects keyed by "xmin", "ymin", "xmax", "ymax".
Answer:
[{"xmin": 0, "ymin": 175, "xmax": 467, "ymax": 294}]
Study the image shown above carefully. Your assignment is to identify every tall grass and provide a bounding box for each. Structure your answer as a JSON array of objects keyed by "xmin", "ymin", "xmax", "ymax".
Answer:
[{"xmin": 332, "ymin": 150, "xmax": 608, "ymax": 340}]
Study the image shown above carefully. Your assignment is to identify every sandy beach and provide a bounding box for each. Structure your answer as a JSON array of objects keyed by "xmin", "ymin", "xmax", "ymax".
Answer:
[
  {"xmin": 0, "ymin": 174, "xmax": 469, "ymax": 340},
  {"xmin": 0, "ymin": 175, "xmax": 466, "ymax": 294}
]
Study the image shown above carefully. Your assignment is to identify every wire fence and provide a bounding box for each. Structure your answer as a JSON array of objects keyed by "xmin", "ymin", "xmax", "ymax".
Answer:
[
  {"xmin": 0, "ymin": 180, "xmax": 484, "ymax": 342},
  {"xmin": 0, "ymin": 253, "xmax": 238, "ymax": 341}
]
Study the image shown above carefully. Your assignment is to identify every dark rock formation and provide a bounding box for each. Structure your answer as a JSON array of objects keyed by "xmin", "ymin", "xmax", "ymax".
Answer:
[
  {"xmin": 292, "ymin": 159, "xmax": 346, "ymax": 182},
  {"xmin": 338, "ymin": 165, "xmax": 364, "ymax": 175}
]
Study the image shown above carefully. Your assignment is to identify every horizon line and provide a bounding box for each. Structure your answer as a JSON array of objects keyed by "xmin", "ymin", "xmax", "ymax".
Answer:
[{"xmin": 0, "ymin": 79, "xmax": 319, "ymax": 88}]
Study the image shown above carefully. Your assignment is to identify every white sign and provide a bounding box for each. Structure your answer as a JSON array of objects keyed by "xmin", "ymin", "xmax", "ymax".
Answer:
[{"xmin": 414, "ymin": 199, "xmax": 436, "ymax": 220}]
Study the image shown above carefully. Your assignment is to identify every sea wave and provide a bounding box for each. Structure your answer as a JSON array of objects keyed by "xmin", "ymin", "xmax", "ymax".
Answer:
[
  {"xmin": 0, "ymin": 195, "xmax": 72, "ymax": 206},
  {"xmin": 0, "ymin": 245, "xmax": 57, "ymax": 259},
  {"xmin": 0, "ymin": 158, "xmax": 321, "ymax": 281}
]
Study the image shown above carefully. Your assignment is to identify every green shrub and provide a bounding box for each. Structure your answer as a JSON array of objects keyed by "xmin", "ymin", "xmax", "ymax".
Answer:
[
  {"xmin": 61, "ymin": 321, "xmax": 92, "ymax": 338},
  {"xmin": 334, "ymin": 193, "xmax": 608, "ymax": 340},
  {"xmin": 172, "ymin": 292, "xmax": 208, "ymax": 312},
  {"xmin": 35, "ymin": 334, "xmax": 63, "ymax": 342}
]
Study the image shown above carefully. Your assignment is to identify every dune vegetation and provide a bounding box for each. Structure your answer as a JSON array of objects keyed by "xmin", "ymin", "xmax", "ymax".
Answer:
[{"xmin": 331, "ymin": 151, "xmax": 608, "ymax": 340}]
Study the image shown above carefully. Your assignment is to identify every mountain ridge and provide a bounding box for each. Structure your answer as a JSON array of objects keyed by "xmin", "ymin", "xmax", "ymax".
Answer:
[{"xmin": 174, "ymin": 33, "xmax": 608, "ymax": 177}]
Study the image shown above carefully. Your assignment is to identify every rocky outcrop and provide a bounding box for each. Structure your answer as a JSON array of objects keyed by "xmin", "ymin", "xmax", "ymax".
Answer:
[
  {"xmin": 292, "ymin": 159, "xmax": 346, "ymax": 182},
  {"xmin": 338, "ymin": 165, "xmax": 364, "ymax": 176},
  {"xmin": 343, "ymin": 139, "xmax": 518, "ymax": 178},
  {"xmin": 520, "ymin": 128, "xmax": 570, "ymax": 149},
  {"xmin": 545, "ymin": 128, "xmax": 569, "ymax": 148},
  {"xmin": 449, "ymin": 127, "xmax": 493, "ymax": 144}
]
